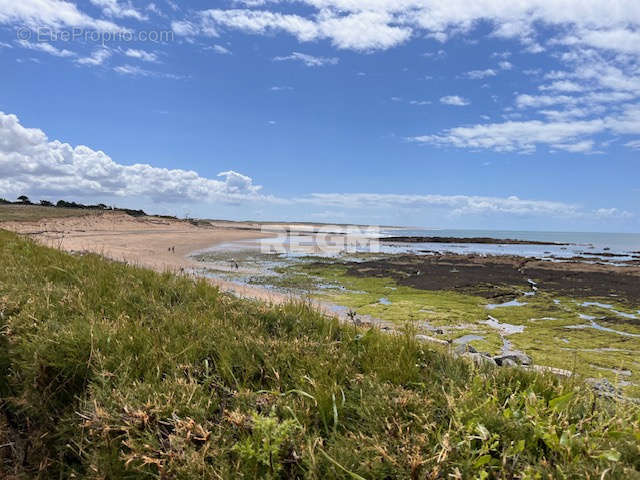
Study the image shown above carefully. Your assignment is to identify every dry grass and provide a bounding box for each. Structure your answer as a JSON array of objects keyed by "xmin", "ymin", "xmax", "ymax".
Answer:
[
  {"xmin": 0, "ymin": 204, "xmax": 98, "ymax": 223},
  {"xmin": 0, "ymin": 230, "xmax": 639, "ymax": 478}
]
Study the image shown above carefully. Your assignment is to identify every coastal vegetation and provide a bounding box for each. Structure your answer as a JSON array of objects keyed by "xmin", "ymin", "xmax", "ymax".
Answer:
[
  {"xmin": 0, "ymin": 199, "xmax": 148, "ymax": 222},
  {"xmin": 194, "ymin": 251, "xmax": 640, "ymax": 399},
  {"xmin": 1, "ymin": 230, "xmax": 640, "ymax": 478}
]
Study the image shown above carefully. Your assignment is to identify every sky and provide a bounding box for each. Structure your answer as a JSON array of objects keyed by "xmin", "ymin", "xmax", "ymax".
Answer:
[{"xmin": 1, "ymin": 0, "xmax": 639, "ymax": 232}]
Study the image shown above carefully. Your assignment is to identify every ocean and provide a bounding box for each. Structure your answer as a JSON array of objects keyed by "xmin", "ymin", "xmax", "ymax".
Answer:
[{"xmin": 380, "ymin": 229, "xmax": 640, "ymax": 261}]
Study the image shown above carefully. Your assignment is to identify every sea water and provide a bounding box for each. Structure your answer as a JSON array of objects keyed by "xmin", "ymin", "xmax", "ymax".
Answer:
[{"xmin": 379, "ymin": 228, "xmax": 640, "ymax": 260}]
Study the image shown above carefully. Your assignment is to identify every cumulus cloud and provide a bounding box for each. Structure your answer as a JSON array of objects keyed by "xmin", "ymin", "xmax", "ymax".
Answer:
[
  {"xmin": 200, "ymin": 9, "xmax": 318, "ymax": 41},
  {"xmin": 465, "ymin": 68, "xmax": 496, "ymax": 79},
  {"xmin": 557, "ymin": 28, "xmax": 640, "ymax": 56},
  {"xmin": 1, "ymin": 112, "xmax": 631, "ymax": 222},
  {"xmin": 411, "ymin": 103, "xmax": 640, "ymax": 153},
  {"xmin": 171, "ymin": 1, "xmax": 640, "ymax": 53},
  {"xmin": 538, "ymin": 80, "xmax": 585, "ymax": 92},
  {"xmin": 124, "ymin": 48, "xmax": 158, "ymax": 62},
  {"xmin": 0, "ymin": 0, "xmax": 124, "ymax": 31},
  {"xmin": 440, "ymin": 95, "xmax": 470, "ymax": 106},
  {"xmin": 0, "ymin": 111, "xmax": 262, "ymax": 203},
  {"xmin": 273, "ymin": 51, "xmax": 338, "ymax": 67},
  {"xmin": 195, "ymin": 8, "xmax": 411, "ymax": 51}
]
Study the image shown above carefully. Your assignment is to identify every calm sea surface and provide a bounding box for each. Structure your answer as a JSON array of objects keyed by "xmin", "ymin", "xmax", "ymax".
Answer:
[{"xmin": 380, "ymin": 229, "xmax": 640, "ymax": 260}]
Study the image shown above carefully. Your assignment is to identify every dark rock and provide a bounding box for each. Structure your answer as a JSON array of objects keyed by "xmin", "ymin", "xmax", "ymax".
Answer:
[
  {"xmin": 500, "ymin": 358, "xmax": 518, "ymax": 367},
  {"xmin": 494, "ymin": 352, "xmax": 532, "ymax": 366},
  {"xmin": 462, "ymin": 352, "xmax": 497, "ymax": 367},
  {"xmin": 380, "ymin": 236, "xmax": 567, "ymax": 246},
  {"xmin": 587, "ymin": 378, "xmax": 620, "ymax": 397},
  {"xmin": 454, "ymin": 343, "xmax": 478, "ymax": 355}
]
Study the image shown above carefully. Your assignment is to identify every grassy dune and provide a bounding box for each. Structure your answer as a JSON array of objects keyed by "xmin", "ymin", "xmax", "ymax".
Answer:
[
  {"xmin": 0, "ymin": 204, "xmax": 98, "ymax": 223},
  {"xmin": 1, "ymin": 230, "xmax": 639, "ymax": 478}
]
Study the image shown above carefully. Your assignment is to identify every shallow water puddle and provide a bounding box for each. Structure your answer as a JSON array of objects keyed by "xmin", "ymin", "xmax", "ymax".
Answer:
[
  {"xmin": 378, "ymin": 297, "xmax": 392, "ymax": 305},
  {"xmin": 582, "ymin": 301, "xmax": 613, "ymax": 309},
  {"xmin": 481, "ymin": 316, "xmax": 525, "ymax": 334},
  {"xmin": 486, "ymin": 299, "xmax": 527, "ymax": 309},
  {"xmin": 580, "ymin": 301, "xmax": 638, "ymax": 319},
  {"xmin": 565, "ymin": 320, "xmax": 640, "ymax": 338}
]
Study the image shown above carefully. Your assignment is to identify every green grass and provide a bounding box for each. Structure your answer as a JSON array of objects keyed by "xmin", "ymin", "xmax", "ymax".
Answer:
[
  {"xmin": 1, "ymin": 230, "xmax": 639, "ymax": 479},
  {"xmin": 261, "ymin": 262, "xmax": 640, "ymax": 397}
]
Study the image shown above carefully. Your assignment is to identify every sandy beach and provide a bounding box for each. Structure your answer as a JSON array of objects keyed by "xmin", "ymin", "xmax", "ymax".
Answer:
[{"xmin": 1, "ymin": 212, "xmax": 292, "ymax": 303}]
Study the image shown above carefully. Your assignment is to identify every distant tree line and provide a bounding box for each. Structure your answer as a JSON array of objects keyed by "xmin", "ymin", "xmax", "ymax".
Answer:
[{"xmin": 0, "ymin": 195, "xmax": 150, "ymax": 218}]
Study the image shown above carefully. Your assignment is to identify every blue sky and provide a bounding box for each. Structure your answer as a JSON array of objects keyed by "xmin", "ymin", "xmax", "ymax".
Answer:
[{"xmin": 1, "ymin": 0, "xmax": 639, "ymax": 231}]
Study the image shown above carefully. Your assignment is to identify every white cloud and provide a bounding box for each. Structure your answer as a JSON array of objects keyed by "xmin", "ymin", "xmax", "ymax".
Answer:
[
  {"xmin": 16, "ymin": 40, "xmax": 75, "ymax": 57},
  {"xmin": 201, "ymin": 9, "xmax": 318, "ymax": 40},
  {"xmin": 114, "ymin": 64, "xmax": 152, "ymax": 76},
  {"xmin": 411, "ymin": 104, "xmax": 640, "ymax": 153},
  {"xmin": 77, "ymin": 47, "xmax": 111, "ymax": 66},
  {"xmin": 146, "ymin": 3, "xmax": 163, "ymax": 16},
  {"xmin": 624, "ymin": 139, "xmax": 640, "ymax": 150},
  {"xmin": 0, "ymin": 111, "xmax": 262, "ymax": 203},
  {"xmin": 410, "ymin": 119, "xmax": 606, "ymax": 153},
  {"xmin": 593, "ymin": 208, "xmax": 633, "ymax": 219},
  {"xmin": 175, "ymin": 1, "xmax": 640, "ymax": 53},
  {"xmin": 551, "ymin": 140, "xmax": 595, "ymax": 153},
  {"xmin": 498, "ymin": 60, "xmax": 512, "ymax": 70},
  {"xmin": 1, "ymin": 111, "xmax": 632, "ymax": 222},
  {"xmin": 171, "ymin": 20, "xmax": 200, "ymax": 36},
  {"xmin": 298, "ymin": 192, "xmax": 631, "ymax": 219},
  {"xmin": 515, "ymin": 94, "xmax": 577, "ymax": 109},
  {"xmin": 440, "ymin": 95, "xmax": 470, "ymax": 106},
  {"xmin": 209, "ymin": 44, "xmax": 232, "ymax": 55},
  {"xmin": 0, "ymin": 0, "xmax": 124, "ymax": 31},
  {"xmin": 515, "ymin": 91, "xmax": 635, "ymax": 110},
  {"xmin": 273, "ymin": 51, "xmax": 338, "ymax": 67},
  {"xmin": 124, "ymin": 48, "xmax": 158, "ymax": 62},
  {"xmin": 465, "ymin": 68, "xmax": 496, "ymax": 79},
  {"xmin": 198, "ymin": 8, "xmax": 411, "ymax": 51},
  {"xmin": 314, "ymin": 9, "xmax": 411, "ymax": 50},
  {"xmin": 89, "ymin": 0, "xmax": 147, "ymax": 21},
  {"xmin": 271, "ymin": 85, "xmax": 293, "ymax": 91},
  {"xmin": 539, "ymin": 80, "xmax": 585, "ymax": 92},
  {"xmin": 557, "ymin": 28, "xmax": 640, "ymax": 56},
  {"xmin": 113, "ymin": 64, "xmax": 184, "ymax": 79}
]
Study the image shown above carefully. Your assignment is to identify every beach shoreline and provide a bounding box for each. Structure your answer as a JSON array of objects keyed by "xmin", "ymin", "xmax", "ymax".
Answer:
[{"xmin": 1, "ymin": 212, "xmax": 296, "ymax": 302}]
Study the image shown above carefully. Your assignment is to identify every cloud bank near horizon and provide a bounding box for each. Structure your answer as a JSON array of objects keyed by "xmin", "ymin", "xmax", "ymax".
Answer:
[{"xmin": 0, "ymin": 111, "xmax": 632, "ymax": 224}]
